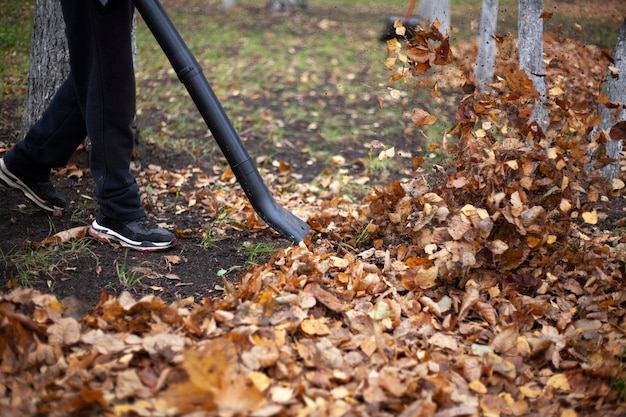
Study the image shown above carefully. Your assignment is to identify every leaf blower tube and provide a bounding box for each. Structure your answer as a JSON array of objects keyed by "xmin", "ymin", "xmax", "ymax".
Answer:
[{"xmin": 132, "ymin": 0, "xmax": 310, "ymax": 244}]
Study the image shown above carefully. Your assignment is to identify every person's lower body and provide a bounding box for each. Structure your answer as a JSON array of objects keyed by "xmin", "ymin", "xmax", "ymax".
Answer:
[{"xmin": 1, "ymin": 0, "xmax": 176, "ymax": 251}]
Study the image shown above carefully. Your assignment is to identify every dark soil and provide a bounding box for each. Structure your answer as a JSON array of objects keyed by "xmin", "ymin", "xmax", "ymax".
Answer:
[{"xmin": 0, "ymin": 135, "xmax": 280, "ymax": 307}]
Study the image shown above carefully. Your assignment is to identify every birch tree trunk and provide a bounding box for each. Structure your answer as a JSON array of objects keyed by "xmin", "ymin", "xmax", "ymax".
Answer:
[
  {"xmin": 419, "ymin": 0, "xmax": 451, "ymax": 36},
  {"xmin": 592, "ymin": 18, "xmax": 626, "ymax": 181},
  {"xmin": 20, "ymin": 0, "xmax": 69, "ymax": 138},
  {"xmin": 475, "ymin": 0, "xmax": 498, "ymax": 92},
  {"xmin": 518, "ymin": 0, "xmax": 549, "ymax": 132}
]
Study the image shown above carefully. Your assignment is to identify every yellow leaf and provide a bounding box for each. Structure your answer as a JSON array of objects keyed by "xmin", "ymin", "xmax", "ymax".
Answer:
[
  {"xmin": 394, "ymin": 19, "xmax": 406, "ymax": 36},
  {"xmin": 329, "ymin": 256, "xmax": 350, "ymax": 269},
  {"xmin": 520, "ymin": 385, "xmax": 542, "ymax": 398},
  {"xmin": 561, "ymin": 409, "xmax": 577, "ymax": 417},
  {"xmin": 548, "ymin": 86, "xmax": 564, "ymax": 96},
  {"xmin": 527, "ymin": 235, "xmax": 542, "ymax": 248},
  {"xmin": 469, "ymin": 379, "xmax": 488, "ymax": 394},
  {"xmin": 386, "ymin": 38, "xmax": 401, "ymax": 53},
  {"xmin": 545, "ymin": 374, "xmax": 571, "ymax": 391},
  {"xmin": 248, "ymin": 372, "xmax": 273, "ymax": 391},
  {"xmin": 331, "ymin": 386, "xmax": 350, "ymax": 399},
  {"xmin": 270, "ymin": 386, "xmax": 294, "ymax": 403},
  {"xmin": 301, "ymin": 316, "xmax": 330, "ymax": 336},
  {"xmin": 460, "ymin": 204, "xmax": 476, "ymax": 216},
  {"xmin": 546, "ymin": 147, "xmax": 558, "ymax": 159},
  {"xmin": 582, "ymin": 210, "xmax": 597, "ymax": 225}
]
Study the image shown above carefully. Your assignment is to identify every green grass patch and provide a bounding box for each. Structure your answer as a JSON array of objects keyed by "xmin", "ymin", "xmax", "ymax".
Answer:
[
  {"xmin": 239, "ymin": 241, "xmax": 276, "ymax": 267},
  {"xmin": 1, "ymin": 239, "xmax": 98, "ymax": 289},
  {"xmin": 114, "ymin": 251, "xmax": 145, "ymax": 288},
  {"xmin": 0, "ymin": 0, "xmax": 33, "ymax": 94}
]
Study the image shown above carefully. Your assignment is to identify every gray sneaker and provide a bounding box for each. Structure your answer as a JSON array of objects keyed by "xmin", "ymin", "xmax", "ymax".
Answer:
[
  {"xmin": 0, "ymin": 158, "xmax": 67, "ymax": 212},
  {"xmin": 89, "ymin": 215, "xmax": 177, "ymax": 252}
]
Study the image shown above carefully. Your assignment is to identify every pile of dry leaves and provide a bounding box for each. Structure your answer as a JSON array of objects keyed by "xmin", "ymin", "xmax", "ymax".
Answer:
[{"xmin": 1, "ymin": 22, "xmax": 626, "ymax": 417}]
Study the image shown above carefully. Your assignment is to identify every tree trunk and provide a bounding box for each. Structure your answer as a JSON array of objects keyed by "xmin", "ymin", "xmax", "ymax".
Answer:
[
  {"xmin": 593, "ymin": 18, "xmax": 626, "ymax": 181},
  {"xmin": 518, "ymin": 0, "xmax": 549, "ymax": 132},
  {"xmin": 419, "ymin": 0, "xmax": 450, "ymax": 36},
  {"xmin": 20, "ymin": 0, "xmax": 69, "ymax": 138},
  {"xmin": 475, "ymin": 0, "xmax": 498, "ymax": 92},
  {"xmin": 266, "ymin": 0, "xmax": 307, "ymax": 11}
]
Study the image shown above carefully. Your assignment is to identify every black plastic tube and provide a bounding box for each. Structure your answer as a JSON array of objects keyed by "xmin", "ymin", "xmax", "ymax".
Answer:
[{"xmin": 132, "ymin": 0, "xmax": 310, "ymax": 243}]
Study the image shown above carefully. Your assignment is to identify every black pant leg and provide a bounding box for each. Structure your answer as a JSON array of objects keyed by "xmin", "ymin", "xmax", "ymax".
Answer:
[{"xmin": 60, "ymin": 0, "xmax": 145, "ymax": 220}]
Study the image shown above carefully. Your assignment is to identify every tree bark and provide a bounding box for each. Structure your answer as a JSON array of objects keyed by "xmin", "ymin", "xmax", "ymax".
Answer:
[
  {"xmin": 475, "ymin": 0, "xmax": 498, "ymax": 92},
  {"xmin": 266, "ymin": 0, "xmax": 307, "ymax": 11},
  {"xmin": 593, "ymin": 18, "xmax": 626, "ymax": 181},
  {"xmin": 419, "ymin": 0, "xmax": 450, "ymax": 36},
  {"xmin": 518, "ymin": 0, "xmax": 549, "ymax": 132},
  {"xmin": 20, "ymin": 0, "xmax": 69, "ymax": 138}
]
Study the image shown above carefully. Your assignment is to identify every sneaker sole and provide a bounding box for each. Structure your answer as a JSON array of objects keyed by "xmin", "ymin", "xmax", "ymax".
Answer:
[
  {"xmin": 0, "ymin": 159, "xmax": 64, "ymax": 212},
  {"xmin": 89, "ymin": 220, "xmax": 177, "ymax": 252}
]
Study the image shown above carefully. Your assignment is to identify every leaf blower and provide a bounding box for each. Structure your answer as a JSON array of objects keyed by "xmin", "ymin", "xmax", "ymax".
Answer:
[{"xmin": 132, "ymin": 0, "xmax": 310, "ymax": 244}]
